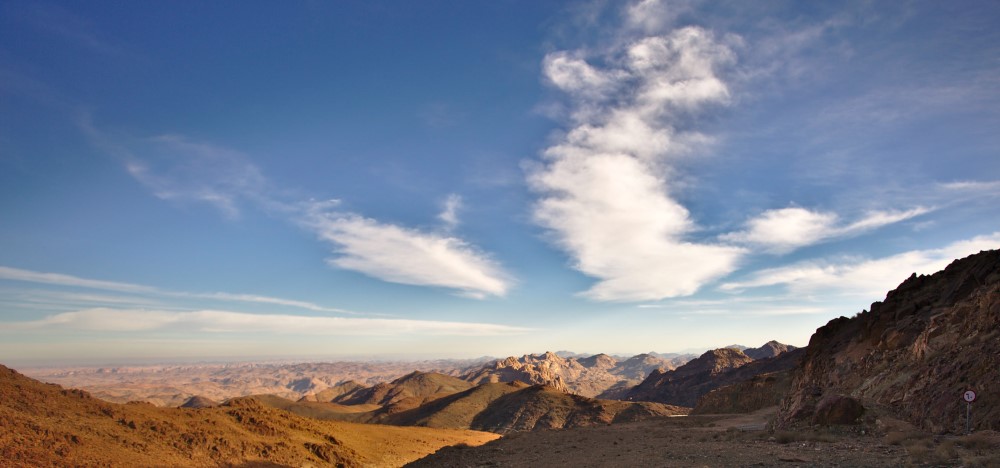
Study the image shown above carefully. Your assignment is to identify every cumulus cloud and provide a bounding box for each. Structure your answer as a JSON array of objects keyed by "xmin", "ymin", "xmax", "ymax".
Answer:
[
  {"xmin": 1, "ymin": 308, "xmax": 531, "ymax": 336},
  {"xmin": 530, "ymin": 19, "xmax": 744, "ymax": 301},
  {"xmin": 720, "ymin": 232, "xmax": 1000, "ymax": 297},
  {"xmin": 304, "ymin": 206, "xmax": 511, "ymax": 298},
  {"xmin": 722, "ymin": 206, "xmax": 930, "ymax": 254}
]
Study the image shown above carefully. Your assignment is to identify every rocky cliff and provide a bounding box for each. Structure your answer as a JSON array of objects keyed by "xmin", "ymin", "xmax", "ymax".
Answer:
[{"xmin": 778, "ymin": 249, "xmax": 1000, "ymax": 433}]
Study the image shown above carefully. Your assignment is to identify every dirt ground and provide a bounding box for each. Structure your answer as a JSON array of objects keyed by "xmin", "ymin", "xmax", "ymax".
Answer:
[{"xmin": 407, "ymin": 407, "xmax": 1000, "ymax": 467}]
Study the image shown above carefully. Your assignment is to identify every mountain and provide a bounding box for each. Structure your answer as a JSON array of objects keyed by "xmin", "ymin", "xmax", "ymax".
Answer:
[
  {"xmin": 623, "ymin": 348, "xmax": 755, "ymax": 406},
  {"xmin": 0, "ymin": 364, "xmax": 498, "ymax": 466},
  {"xmin": 779, "ymin": 249, "xmax": 1000, "ymax": 432},
  {"xmin": 341, "ymin": 371, "xmax": 474, "ymax": 413},
  {"xmin": 462, "ymin": 351, "xmax": 682, "ymax": 398},
  {"xmin": 691, "ymin": 348, "xmax": 806, "ymax": 414},
  {"xmin": 743, "ymin": 340, "xmax": 797, "ymax": 360},
  {"xmin": 577, "ymin": 353, "xmax": 617, "ymax": 369}
]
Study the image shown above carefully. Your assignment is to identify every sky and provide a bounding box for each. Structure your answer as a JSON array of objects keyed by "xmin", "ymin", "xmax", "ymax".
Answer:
[{"xmin": 1, "ymin": 0, "xmax": 999, "ymax": 366}]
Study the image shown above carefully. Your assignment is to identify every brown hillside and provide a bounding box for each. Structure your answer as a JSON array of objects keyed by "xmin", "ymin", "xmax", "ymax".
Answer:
[
  {"xmin": 0, "ymin": 364, "xmax": 498, "ymax": 467},
  {"xmin": 779, "ymin": 249, "xmax": 1000, "ymax": 433},
  {"xmin": 342, "ymin": 371, "xmax": 474, "ymax": 412}
]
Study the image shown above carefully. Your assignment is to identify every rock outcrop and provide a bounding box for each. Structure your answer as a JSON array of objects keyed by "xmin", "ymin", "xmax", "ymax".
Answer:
[{"xmin": 778, "ymin": 249, "xmax": 1000, "ymax": 433}]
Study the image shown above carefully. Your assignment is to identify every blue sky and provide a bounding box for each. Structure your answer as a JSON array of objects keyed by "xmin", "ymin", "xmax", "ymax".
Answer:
[{"xmin": 1, "ymin": 1, "xmax": 998, "ymax": 365}]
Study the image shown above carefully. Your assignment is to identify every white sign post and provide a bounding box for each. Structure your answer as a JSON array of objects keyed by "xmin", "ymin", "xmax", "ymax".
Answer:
[{"xmin": 963, "ymin": 389, "xmax": 977, "ymax": 434}]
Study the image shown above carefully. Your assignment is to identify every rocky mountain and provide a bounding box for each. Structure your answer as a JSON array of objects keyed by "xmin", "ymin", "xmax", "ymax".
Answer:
[
  {"xmin": 623, "ymin": 348, "xmax": 755, "ymax": 406},
  {"xmin": 462, "ymin": 351, "xmax": 683, "ymax": 398},
  {"xmin": 0, "ymin": 364, "xmax": 497, "ymax": 467},
  {"xmin": 779, "ymin": 249, "xmax": 1000, "ymax": 432},
  {"xmin": 743, "ymin": 340, "xmax": 797, "ymax": 360},
  {"xmin": 623, "ymin": 342, "xmax": 799, "ymax": 407},
  {"xmin": 691, "ymin": 348, "xmax": 805, "ymax": 414}
]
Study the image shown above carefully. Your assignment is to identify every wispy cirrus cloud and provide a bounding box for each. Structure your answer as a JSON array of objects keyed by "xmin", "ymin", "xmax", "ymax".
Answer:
[
  {"xmin": 0, "ymin": 266, "xmax": 157, "ymax": 294},
  {"xmin": 0, "ymin": 265, "xmax": 356, "ymax": 315},
  {"xmin": 720, "ymin": 232, "xmax": 1000, "ymax": 297},
  {"xmin": 84, "ymin": 121, "xmax": 513, "ymax": 299},
  {"xmin": 529, "ymin": 15, "xmax": 745, "ymax": 301},
  {"xmin": 123, "ymin": 135, "xmax": 271, "ymax": 219},
  {"xmin": 721, "ymin": 206, "xmax": 930, "ymax": 254},
  {"xmin": 1, "ymin": 308, "xmax": 532, "ymax": 336},
  {"xmin": 303, "ymin": 205, "xmax": 511, "ymax": 299}
]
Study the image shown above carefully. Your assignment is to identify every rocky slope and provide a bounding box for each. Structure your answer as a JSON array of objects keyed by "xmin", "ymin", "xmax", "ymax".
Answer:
[
  {"xmin": 779, "ymin": 249, "xmax": 1000, "ymax": 432},
  {"xmin": 0, "ymin": 364, "xmax": 497, "ymax": 467},
  {"xmin": 691, "ymin": 348, "xmax": 804, "ymax": 414}
]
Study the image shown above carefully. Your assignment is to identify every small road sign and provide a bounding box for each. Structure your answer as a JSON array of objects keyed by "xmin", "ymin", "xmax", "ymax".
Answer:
[{"xmin": 964, "ymin": 390, "xmax": 977, "ymax": 403}]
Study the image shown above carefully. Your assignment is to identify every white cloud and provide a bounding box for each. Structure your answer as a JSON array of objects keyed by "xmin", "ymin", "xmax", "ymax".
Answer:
[
  {"xmin": 939, "ymin": 180, "xmax": 1000, "ymax": 194},
  {"xmin": 722, "ymin": 206, "xmax": 930, "ymax": 254},
  {"xmin": 1, "ymin": 308, "xmax": 532, "ymax": 336},
  {"xmin": 438, "ymin": 193, "xmax": 463, "ymax": 229},
  {"xmin": 0, "ymin": 266, "xmax": 156, "ymax": 294},
  {"xmin": 86, "ymin": 121, "xmax": 513, "ymax": 298},
  {"xmin": 304, "ymin": 209, "xmax": 511, "ymax": 298},
  {"xmin": 530, "ymin": 22, "xmax": 744, "ymax": 302},
  {"xmin": 0, "ymin": 265, "xmax": 355, "ymax": 314},
  {"xmin": 720, "ymin": 232, "xmax": 1000, "ymax": 297},
  {"xmin": 124, "ymin": 135, "xmax": 269, "ymax": 219}
]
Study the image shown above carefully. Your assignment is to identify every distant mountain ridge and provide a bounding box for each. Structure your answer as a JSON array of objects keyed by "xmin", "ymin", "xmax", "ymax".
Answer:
[{"xmin": 460, "ymin": 351, "xmax": 695, "ymax": 398}]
